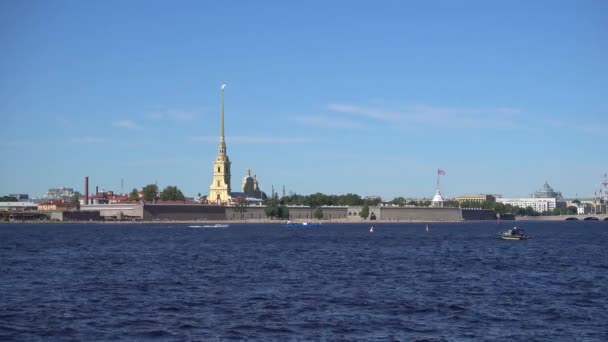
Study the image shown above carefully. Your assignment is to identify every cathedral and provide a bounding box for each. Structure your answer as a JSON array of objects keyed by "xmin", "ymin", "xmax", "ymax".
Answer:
[
  {"xmin": 208, "ymin": 85, "xmax": 266, "ymax": 204},
  {"xmin": 238, "ymin": 168, "xmax": 266, "ymax": 201}
]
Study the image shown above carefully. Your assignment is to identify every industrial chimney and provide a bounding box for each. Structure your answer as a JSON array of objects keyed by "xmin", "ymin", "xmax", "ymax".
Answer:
[{"xmin": 85, "ymin": 176, "xmax": 89, "ymax": 206}]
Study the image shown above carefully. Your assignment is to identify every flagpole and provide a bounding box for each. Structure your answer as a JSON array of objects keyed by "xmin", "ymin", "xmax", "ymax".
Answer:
[{"xmin": 437, "ymin": 170, "xmax": 440, "ymax": 191}]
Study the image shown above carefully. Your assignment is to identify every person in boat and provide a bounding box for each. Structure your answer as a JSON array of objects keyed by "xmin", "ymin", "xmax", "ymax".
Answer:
[{"xmin": 511, "ymin": 227, "xmax": 519, "ymax": 235}]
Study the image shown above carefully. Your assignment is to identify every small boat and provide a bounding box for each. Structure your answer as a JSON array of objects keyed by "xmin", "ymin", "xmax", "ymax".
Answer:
[
  {"xmin": 202, "ymin": 224, "xmax": 230, "ymax": 228},
  {"xmin": 498, "ymin": 227, "xmax": 528, "ymax": 240},
  {"xmin": 370, "ymin": 226, "xmax": 374, "ymax": 233}
]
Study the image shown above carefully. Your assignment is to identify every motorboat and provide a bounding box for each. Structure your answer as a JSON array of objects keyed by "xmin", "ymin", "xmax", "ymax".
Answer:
[
  {"xmin": 285, "ymin": 221, "xmax": 321, "ymax": 227},
  {"xmin": 202, "ymin": 224, "xmax": 230, "ymax": 228},
  {"xmin": 498, "ymin": 227, "xmax": 528, "ymax": 240}
]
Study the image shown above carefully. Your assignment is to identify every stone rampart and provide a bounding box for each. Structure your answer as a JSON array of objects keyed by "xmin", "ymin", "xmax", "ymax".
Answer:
[{"xmin": 380, "ymin": 207, "xmax": 463, "ymax": 222}]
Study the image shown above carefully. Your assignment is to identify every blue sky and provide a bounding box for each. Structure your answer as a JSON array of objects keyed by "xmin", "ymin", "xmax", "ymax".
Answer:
[{"xmin": 1, "ymin": 0, "xmax": 606, "ymax": 199}]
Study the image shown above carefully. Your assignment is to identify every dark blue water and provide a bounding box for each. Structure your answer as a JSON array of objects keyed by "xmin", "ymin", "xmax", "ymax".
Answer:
[{"xmin": 1, "ymin": 221, "xmax": 607, "ymax": 341}]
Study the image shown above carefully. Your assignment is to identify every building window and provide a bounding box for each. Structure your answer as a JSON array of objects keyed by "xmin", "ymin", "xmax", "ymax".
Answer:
[
  {"xmin": 217, "ymin": 181, "xmax": 220, "ymax": 187},
  {"xmin": 218, "ymin": 167, "xmax": 221, "ymax": 173}
]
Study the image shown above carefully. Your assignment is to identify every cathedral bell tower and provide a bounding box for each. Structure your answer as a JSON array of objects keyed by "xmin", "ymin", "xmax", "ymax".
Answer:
[{"xmin": 209, "ymin": 84, "xmax": 231, "ymax": 204}]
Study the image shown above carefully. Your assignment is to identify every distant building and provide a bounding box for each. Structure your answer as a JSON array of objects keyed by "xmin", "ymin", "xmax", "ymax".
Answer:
[
  {"xmin": 0, "ymin": 202, "xmax": 38, "ymax": 211},
  {"xmin": 496, "ymin": 197, "xmax": 563, "ymax": 212},
  {"xmin": 241, "ymin": 169, "xmax": 265, "ymax": 199},
  {"xmin": 455, "ymin": 194, "xmax": 496, "ymax": 204},
  {"xmin": 42, "ymin": 187, "xmax": 79, "ymax": 201},
  {"xmin": 575, "ymin": 203, "xmax": 592, "ymax": 215},
  {"xmin": 230, "ymin": 168, "xmax": 267, "ymax": 204},
  {"xmin": 84, "ymin": 191, "xmax": 130, "ymax": 205},
  {"xmin": 8, "ymin": 194, "xmax": 29, "ymax": 202},
  {"xmin": 38, "ymin": 200, "xmax": 78, "ymax": 211},
  {"xmin": 532, "ymin": 182, "xmax": 563, "ymax": 199}
]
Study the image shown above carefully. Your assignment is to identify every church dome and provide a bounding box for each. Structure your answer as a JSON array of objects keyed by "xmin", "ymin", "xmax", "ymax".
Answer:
[{"xmin": 533, "ymin": 181, "xmax": 562, "ymax": 199}]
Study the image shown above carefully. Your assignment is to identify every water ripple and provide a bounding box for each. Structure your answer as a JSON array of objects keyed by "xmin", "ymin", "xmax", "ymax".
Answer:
[{"xmin": 1, "ymin": 221, "xmax": 607, "ymax": 341}]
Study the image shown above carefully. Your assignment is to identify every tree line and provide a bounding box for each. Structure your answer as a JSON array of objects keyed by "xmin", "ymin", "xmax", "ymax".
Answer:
[
  {"xmin": 263, "ymin": 193, "xmax": 382, "ymax": 220},
  {"xmin": 279, "ymin": 192, "xmax": 382, "ymax": 207},
  {"xmin": 128, "ymin": 184, "xmax": 186, "ymax": 202}
]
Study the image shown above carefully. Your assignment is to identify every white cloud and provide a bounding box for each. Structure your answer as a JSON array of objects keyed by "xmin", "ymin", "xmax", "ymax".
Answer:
[
  {"xmin": 145, "ymin": 110, "xmax": 197, "ymax": 121},
  {"xmin": 291, "ymin": 115, "xmax": 365, "ymax": 129},
  {"xmin": 327, "ymin": 103, "xmax": 402, "ymax": 121},
  {"xmin": 327, "ymin": 103, "xmax": 520, "ymax": 129},
  {"xmin": 112, "ymin": 120, "xmax": 141, "ymax": 130},
  {"xmin": 190, "ymin": 135, "xmax": 320, "ymax": 144}
]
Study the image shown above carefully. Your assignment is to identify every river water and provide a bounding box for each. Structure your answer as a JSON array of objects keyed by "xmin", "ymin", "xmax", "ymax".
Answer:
[{"xmin": 1, "ymin": 221, "xmax": 607, "ymax": 341}]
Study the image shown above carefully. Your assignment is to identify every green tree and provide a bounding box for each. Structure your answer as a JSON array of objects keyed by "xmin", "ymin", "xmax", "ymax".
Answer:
[
  {"xmin": 360, "ymin": 203, "xmax": 369, "ymax": 219},
  {"xmin": 160, "ymin": 185, "xmax": 185, "ymax": 201},
  {"xmin": 279, "ymin": 204, "xmax": 290, "ymax": 219},
  {"xmin": 313, "ymin": 207, "xmax": 323, "ymax": 220},
  {"xmin": 0, "ymin": 196, "xmax": 18, "ymax": 202},
  {"xmin": 566, "ymin": 206, "xmax": 578, "ymax": 215},
  {"xmin": 128, "ymin": 188, "xmax": 140, "ymax": 202},
  {"xmin": 234, "ymin": 197, "xmax": 248, "ymax": 219},
  {"xmin": 70, "ymin": 193, "xmax": 81, "ymax": 210},
  {"xmin": 264, "ymin": 195, "xmax": 280, "ymax": 219},
  {"xmin": 390, "ymin": 197, "xmax": 407, "ymax": 206},
  {"xmin": 142, "ymin": 184, "xmax": 159, "ymax": 202}
]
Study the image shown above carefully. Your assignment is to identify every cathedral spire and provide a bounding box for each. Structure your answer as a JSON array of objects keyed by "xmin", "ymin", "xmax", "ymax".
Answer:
[
  {"xmin": 220, "ymin": 84, "xmax": 225, "ymax": 144},
  {"xmin": 209, "ymin": 83, "xmax": 231, "ymax": 204}
]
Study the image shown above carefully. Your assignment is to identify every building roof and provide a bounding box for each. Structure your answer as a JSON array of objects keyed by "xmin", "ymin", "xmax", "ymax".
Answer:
[{"xmin": 0, "ymin": 202, "xmax": 38, "ymax": 208}]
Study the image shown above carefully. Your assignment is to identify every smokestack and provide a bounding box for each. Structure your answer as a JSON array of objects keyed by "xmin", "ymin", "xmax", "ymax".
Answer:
[
  {"xmin": 96, "ymin": 186, "xmax": 99, "ymax": 195},
  {"xmin": 85, "ymin": 176, "xmax": 89, "ymax": 206}
]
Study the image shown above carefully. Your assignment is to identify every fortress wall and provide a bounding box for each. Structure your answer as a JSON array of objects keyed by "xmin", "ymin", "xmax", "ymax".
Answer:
[
  {"xmin": 288, "ymin": 207, "xmax": 314, "ymax": 219},
  {"xmin": 380, "ymin": 207, "xmax": 463, "ymax": 222},
  {"xmin": 82, "ymin": 204, "xmax": 144, "ymax": 219},
  {"xmin": 461, "ymin": 209, "xmax": 498, "ymax": 221},
  {"xmin": 143, "ymin": 204, "xmax": 225, "ymax": 221},
  {"xmin": 226, "ymin": 206, "xmax": 266, "ymax": 220},
  {"xmin": 52, "ymin": 211, "xmax": 103, "ymax": 221},
  {"xmin": 320, "ymin": 207, "xmax": 348, "ymax": 220},
  {"xmin": 225, "ymin": 206, "xmax": 348, "ymax": 220}
]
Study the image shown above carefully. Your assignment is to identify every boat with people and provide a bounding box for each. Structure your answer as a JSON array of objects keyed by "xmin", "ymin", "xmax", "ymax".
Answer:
[
  {"xmin": 498, "ymin": 226, "xmax": 528, "ymax": 240},
  {"xmin": 285, "ymin": 221, "xmax": 322, "ymax": 227},
  {"xmin": 193, "ymin": 223, "xmax": 229, "ymax": 228}
]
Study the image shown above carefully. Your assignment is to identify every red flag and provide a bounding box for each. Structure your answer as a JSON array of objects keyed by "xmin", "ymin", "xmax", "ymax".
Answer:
[{"xmin": 438, "ymin": 169, "xmax": 446, "ymax": 175}]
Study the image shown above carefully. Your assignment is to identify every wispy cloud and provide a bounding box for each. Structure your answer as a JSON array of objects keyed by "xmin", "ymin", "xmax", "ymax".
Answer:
[
  {"xmin": 146, "ymin": 110, "xmax": 197, "ymax": 121},
  {"xmin": 190, "ymin": 135, "xmax": 320, "ymax": 144},
  {"xmin": 71, "ymin": 136, "xmax": 106, "ymax": 144},
  {"xmin": 291, "ymin": 115, "xmax": 365, "ymax": 129},
  {"xmin": 112, "ymin": 120, "xmax": 141, "ymax": 130},
  {"xmin": 327, "ymin": 103, "xmax": 403, "ymax": 121},
  {"xmin": 326, "ymin": 103, "xmax": 520, "ymax": 129}
]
